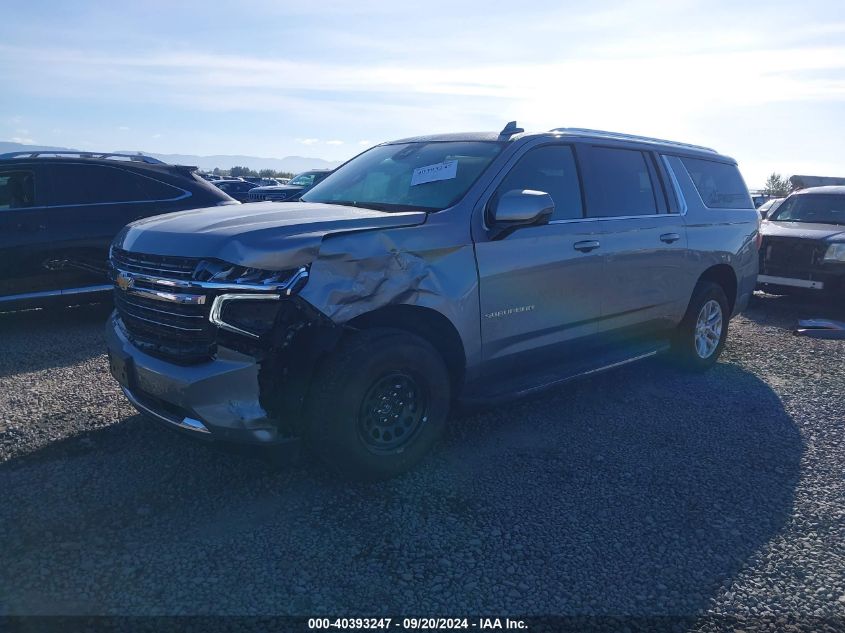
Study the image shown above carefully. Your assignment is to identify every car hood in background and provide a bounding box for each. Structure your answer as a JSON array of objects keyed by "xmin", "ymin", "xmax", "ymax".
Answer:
[
  {"xmin": 116, "ymin": 202, "xmax": 427, "ymax": 270},
  {"xmin": 249, "ymin": 184, "xmax": 303, "ymax": 193},
  {"xmin": 761, "ymin": 221, "xmax": 845, "ymax": 242}
]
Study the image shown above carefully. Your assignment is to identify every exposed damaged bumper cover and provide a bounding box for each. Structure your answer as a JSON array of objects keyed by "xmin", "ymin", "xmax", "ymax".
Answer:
[{"xmin": 106, "ymin": 313, "xmax": 295, "ymax": 444}]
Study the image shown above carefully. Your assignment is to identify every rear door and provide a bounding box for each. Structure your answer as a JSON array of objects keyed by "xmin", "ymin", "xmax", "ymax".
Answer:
[
  {"xmin": 578, "ymin": 144, "xmax": 689, "ymax": 344},
  {"xmin": 474, "ymin": 142, "xmax": 605, "ymax": 376},
  {"xmin": 44, "ymin": 163, "xmax": 164, "ymax": 290},
  {"xmin": 0, "ymin": 165, "xmax": 53, "ymax": 298}
]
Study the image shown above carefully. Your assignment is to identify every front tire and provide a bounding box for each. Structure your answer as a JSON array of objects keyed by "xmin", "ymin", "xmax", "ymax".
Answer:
[
  {"xmin": 305, "ymin": 328, "xmax": 451, "ymax": 480},
  {"xmin": 671, "ymin": 281, "xmax": 730, "ymax": 371}
]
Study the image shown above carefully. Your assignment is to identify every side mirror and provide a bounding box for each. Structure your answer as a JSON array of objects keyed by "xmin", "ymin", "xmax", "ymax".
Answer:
[{"xmin": 489, "ymin": 189, "xmax": 554, "ymax": 229}]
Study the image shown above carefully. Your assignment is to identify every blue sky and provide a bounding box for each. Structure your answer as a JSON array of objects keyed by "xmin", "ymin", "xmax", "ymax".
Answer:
[{"xmin": 2, "ymin": 0, "xmax": 844, "ymax": 186}]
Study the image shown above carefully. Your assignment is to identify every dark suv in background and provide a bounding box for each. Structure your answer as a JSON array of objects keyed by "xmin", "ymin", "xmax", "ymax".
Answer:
[
  {"xmin": 247, "ymin": 169, "xmax": 332, "ymax": 202},
  {"xmin": 0, "ymin": 152, "xmax": 237, "ymax": 310},
  {"xmin": 212, "ymin": 179, "xmax": 257, "ymax": 203},
  {"xmin": 758, "ymin": 185, "xmax": 845, "ymax": 296}
]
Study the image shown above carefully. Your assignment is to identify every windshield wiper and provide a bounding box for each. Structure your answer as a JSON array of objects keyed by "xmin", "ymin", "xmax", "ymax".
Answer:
[{"xmin": 321, "ymin": 200, "xmax": 378, "ymax": 211}]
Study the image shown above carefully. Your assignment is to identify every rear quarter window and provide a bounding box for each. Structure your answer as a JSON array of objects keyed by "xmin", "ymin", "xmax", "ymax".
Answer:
[
  {"xmin": 51, "ymin": 164, "xmax": 148, "ymax": 205},
  {"xmin": 680, "ymin": 157, "xmax": 753, "ymax": 209},
  {"xmin": 139, "ymin": 175, "xmax": 187, "ymax": 200},
  {"xmin": 49, "ymin": 164, "xmax": 187, "ymax": 205}
]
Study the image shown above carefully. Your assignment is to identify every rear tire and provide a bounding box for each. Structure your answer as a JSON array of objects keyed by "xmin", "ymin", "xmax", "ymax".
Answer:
[
  {"xmin": 305, "ymin": 328, "xmax": 451, "ymax": 480},
  {"xmin": 671, "ymin": 281, "xmax": 730, "ymax": 371}
]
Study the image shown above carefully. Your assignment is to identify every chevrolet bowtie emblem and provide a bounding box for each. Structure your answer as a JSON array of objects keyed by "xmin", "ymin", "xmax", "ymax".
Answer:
[{"xmin": 116, "ymin": 272, "xmax": 134, "ymax": 291}]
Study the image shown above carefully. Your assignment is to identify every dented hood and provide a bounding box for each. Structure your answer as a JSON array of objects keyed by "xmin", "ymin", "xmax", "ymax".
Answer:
[{"xmin": 115, "ymin": 201, "xmax": 427, "ymax": 270}]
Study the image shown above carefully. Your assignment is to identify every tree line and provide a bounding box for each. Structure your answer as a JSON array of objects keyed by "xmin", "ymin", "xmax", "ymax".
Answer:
[{"xmin": 762, "ymin": 173, "xmax": 791, "ymax": 197}]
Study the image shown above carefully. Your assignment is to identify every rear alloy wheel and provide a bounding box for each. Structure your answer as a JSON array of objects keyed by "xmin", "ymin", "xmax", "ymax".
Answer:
[
  {"xmin": 306, "ymin": 328, "xmax": 451, "ymax": 480},
  {"xmin": 694, "ymin": 299, "xmax": 723, "ymax": 360},
  {"xmin": 672, "ymin": 281, "xmax": 730, "ymax": 371}
]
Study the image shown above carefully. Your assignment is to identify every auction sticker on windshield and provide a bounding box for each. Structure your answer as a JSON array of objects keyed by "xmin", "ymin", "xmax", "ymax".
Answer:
[{"xmin": 410, "ymin": 160, "xmax": 458, "ymax": 186}]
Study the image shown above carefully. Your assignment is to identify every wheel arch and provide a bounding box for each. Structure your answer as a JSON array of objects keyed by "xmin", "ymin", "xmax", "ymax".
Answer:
[
  {"xmin": 697, "ymin": 264, "xmax": 738, "ymax": 315},
  {"xmin": 346, "ymin": 304, "xmax": 467, "ymax": 393}
]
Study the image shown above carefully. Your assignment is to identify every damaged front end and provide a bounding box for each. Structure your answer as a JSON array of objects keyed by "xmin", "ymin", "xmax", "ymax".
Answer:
[
  {"xmin": 219, "ymin": 294, "xmax": 342, "ymax": 438},
  {"xmin": 106, "ymin": 248, "xmax": 340, "ymax": 445}
]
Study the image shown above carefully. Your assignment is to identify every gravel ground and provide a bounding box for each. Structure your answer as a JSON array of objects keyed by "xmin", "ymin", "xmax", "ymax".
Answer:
[{"xmin": 0, "ymin": 295, "xmax": 844, "ymax": 628}]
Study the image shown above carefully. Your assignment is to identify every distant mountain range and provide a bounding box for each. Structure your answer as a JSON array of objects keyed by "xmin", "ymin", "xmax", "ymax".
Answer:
[{"xmin": 0, "ymin": 141, "xmax": 341, "ymax": 173}]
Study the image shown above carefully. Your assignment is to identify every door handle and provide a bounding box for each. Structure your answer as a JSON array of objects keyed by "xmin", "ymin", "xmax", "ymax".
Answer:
[
  {"xmin": 15, "ymin": 222, "xmax": 44, "ymax": 232},
  {"xmin": 573, "ymin": 240, "xmax": 600, "ymax": 253},
  {"xmin": 660, "ymin": 232, "xmax": 681, "ymax": 244}
]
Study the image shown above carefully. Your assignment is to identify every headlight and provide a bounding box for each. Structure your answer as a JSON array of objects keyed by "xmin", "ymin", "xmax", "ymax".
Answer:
[
  {"xmin": 211, "ymin": 295, "xmax": 284, "ymax": 338},
  {"xmin": 823, "ymin": 243, "xmax": 845, "ymax": 262},
  {"xmin": 194, "ymin": 260, "xmax": 298, "ymax": 286}
]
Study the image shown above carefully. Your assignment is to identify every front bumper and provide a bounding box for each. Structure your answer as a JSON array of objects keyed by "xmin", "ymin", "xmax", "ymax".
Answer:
[
  {"xmin": 756, "ymin": 268, "xmax": 845, "ymax": 294},
  {"xmin": 757, "ymin": 274, "xmax": 825, "ymax": 290},
  {"xmin": 105, "ymin": 311, "xmax": 296, "ymax": 445},
  {"xmin": 758, "ymin": 236, "xmax": 845, "ymax": 294}
]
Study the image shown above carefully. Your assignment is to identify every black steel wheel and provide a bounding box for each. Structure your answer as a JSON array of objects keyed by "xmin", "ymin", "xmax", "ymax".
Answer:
[
  {"xmin": 306, "ymin": 328, "xmax": 451, "ymax": 480},
  {"xmin": 358, "ymin": 371, "xmax": 430, "ymax": 453}
]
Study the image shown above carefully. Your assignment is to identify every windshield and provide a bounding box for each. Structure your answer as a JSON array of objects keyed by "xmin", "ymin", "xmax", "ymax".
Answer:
[
  {"xmin": 289, "ymin": 172, "xmax": 322, "ymax": 187},
  {"xmin": 769, "ymin": 193, "xmax": 845, "ymax": 225},
  {"xmin": 301, "ymin": 141, "xmax": 504, "ymax": 212}
]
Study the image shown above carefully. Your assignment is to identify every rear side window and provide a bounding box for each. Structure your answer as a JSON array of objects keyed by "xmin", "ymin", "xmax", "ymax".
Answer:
[
  {"xmin": 139, "ymin": 175, "xmax": 186, "ymax": 200},
  {"xmin": 0, "ymin": 170, "xmax": 36, "ymax": 209},
  {"xmin": 495, "ymin": 145, "xmax": 583, "ymax": 220},
  {"xmin": 51, "ymin": 164, "xmax": 184, "ymax": 205},
  {"xmin": 585, "ymin": 147, "xmax": 658, "ymax": 217},
  {"xmin": 680, "ymin": 157, "xmax": 752, "ymax": 209},
  {"xmin": 53, "ymin": 164, "xmax": 146, "ymax": 204}
]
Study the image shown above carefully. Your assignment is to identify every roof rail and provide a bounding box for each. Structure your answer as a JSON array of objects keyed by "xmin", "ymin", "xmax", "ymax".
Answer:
[
  {"xmin": 0, "ymin": 151, "xmax": 166, "ymax": 164},
  {"xmin": 549, "ymin": 128, "xmax": 718, "ymax": 154}
]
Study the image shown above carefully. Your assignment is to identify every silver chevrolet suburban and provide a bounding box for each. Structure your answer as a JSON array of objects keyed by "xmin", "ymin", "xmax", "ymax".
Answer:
[{"xmin": 105, "ymin": 124, "xmax": 759, "ymax": 479}]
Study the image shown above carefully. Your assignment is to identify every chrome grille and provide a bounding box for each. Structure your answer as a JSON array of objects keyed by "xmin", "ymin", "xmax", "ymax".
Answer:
[
  {"xmin": 115, "ymin": 291, "xmax": 207, "ymax": 332},
  {"xmin": 266, "ymin": 191, "xmax": 296, "ymax": 201},
  {"xmin": 111, "ymin": 249, "xmax": 303, "ymax": 364},
  {"xmin": 111, "ymin": 249, "xmax": 216, "ymax": 364},
  {"xmin": 114, "ymin": 290, "xmax": 216, "ymax": 365},
  {"xmin": 111, "ymin": 248, "xmax": 200, "ymax": 280},
  {"xmin": 248, "ymin": 190, "xmax": 296, "ymax": 202}
]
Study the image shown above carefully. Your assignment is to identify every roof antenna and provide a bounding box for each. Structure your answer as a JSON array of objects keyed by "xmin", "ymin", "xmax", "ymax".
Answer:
[{"xmin": 498, "ymin": 121, "xmax": 524, "ymax": 140}]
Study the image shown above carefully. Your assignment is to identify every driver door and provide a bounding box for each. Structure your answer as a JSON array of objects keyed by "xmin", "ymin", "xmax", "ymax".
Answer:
[{"xmin": 473, "ymin": 143, "xmax": 605, "ymax": 376}]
